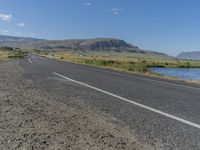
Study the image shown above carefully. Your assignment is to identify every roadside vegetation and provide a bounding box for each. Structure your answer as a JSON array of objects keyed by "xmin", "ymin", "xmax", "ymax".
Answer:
[
  {"xmin": 0, "ymin": 47, "xmax": 28, "ymax": 61},
  {"xmin": 34, "ymin": 50, "xmax": 200, "ymax": 75}
]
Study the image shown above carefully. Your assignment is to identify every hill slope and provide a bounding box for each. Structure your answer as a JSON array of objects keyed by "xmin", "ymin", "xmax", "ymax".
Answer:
[
  {"xmin": 0, "ymin": 35, "xmax": 45, "ymax": 48},
  {"xmin": 177, "ymin": 51, "xmax": 200, "ymax": 60},
  {"xmin": 0, "ymin": 35, "xmax": 173, "ymax": 59}
]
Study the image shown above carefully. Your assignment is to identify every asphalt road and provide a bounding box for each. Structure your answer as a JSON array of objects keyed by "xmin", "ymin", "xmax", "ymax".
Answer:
[{"xmin": 19, "ymin": 55, "xmax": 200, "ymax": 149}]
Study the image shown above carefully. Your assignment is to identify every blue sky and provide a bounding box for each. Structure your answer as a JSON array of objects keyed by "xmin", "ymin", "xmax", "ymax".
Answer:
[{"xmin": 0, "ymin": 0, "xmax": 200, "ymax": 56}]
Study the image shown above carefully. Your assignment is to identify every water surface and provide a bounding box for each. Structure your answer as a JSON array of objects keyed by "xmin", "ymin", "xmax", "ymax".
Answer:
[{"xmin": 149, "ymin": 68, "xmax": 200, "ymax": 80}]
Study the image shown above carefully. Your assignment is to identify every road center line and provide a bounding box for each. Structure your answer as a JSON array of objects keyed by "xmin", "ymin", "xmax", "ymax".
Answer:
[
  {"xmin": 53, "ymin": 72, "xmax": 200, "ymax": 129},
  {"xmin": 28, "ymin": 58, "xmax": 32, "ymax": 63}
]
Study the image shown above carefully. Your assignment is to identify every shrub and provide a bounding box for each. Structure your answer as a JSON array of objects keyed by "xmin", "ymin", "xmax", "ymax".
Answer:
[
  {"xmin": 128, "ymin": 64, "xmax": 147, "ymax": 73},
  {"xmin": 142, "ymin": 60, "xmax": 146, "ymax": 63},
  {"xmin": 186, "ymin": 62, "xmax": 190, "ymax": 66},
  {"xmin": 85, "ymin": 59, "xmax": 114, "ymax": 66},
  {"xmin": 0, "ymin": 46, "xmax": 13, "ymax": 51}
]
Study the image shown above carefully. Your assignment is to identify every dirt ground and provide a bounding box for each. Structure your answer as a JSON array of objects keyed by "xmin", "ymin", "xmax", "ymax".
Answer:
[{"xmin": 0, "ymin": 60, "xmax": 152, "ymax": 150}]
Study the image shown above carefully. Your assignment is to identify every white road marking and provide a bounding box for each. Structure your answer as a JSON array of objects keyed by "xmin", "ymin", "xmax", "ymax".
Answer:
[
  {"xmin": 28, "ymin": 58, "xmax": 32, "ymax": 63},
  {"xmin": 53, "ymin": 72, "xmax": 200, "ymax": 129}
]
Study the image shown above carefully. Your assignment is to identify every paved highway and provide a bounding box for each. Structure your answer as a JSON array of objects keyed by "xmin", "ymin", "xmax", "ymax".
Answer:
[{"xmin": 19, "ymin": 55, "xmax": 200, "ymax": 149}]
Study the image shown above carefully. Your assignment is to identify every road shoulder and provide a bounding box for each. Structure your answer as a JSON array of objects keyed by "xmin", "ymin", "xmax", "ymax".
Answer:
[{"xmin": 0, "ymin": 60, "xmax": 151, "ymax": 149}]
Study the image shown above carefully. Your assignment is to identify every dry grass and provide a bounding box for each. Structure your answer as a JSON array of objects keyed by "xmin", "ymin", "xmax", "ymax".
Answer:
[
  {"xmin": 40, "ymin": 51, "xmax": 200, "ymax": 69},
  {"xmin": 0, "ymin": 51, "xmax": 10, "ymax": 61}
]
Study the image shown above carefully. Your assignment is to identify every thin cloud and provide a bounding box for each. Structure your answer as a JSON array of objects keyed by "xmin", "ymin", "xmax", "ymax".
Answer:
[
  {"xmin": 15, "ymin": 32, "xmax": 22, "ymax": 36},
  {"xmin": 0, "ymin": 13, "xmax": 12, "ymax": 22},
  {"xmin": 84, "ymin": 2, "xmax": 92, "ymax": 7},
  {"xmin": 30, "ymin": 33, "xmax": 36, "ymax": 36},
  {"xmin": 17, "ymin": 23, "xmax": 26, "ymax": 27},
  {"xmin": 1, "ymin": 30, "xmax": 10, "ymax": 33},
  {"xmin": 110, "ymin": 8, "xmax": 122, "ymax": 15}
]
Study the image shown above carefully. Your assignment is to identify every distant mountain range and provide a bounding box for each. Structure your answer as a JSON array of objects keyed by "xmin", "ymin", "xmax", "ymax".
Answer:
[
  {"xmin": 177, "ymin": 51, "xmax": 200, "ymax": 60},
  {"xmin": 0, "ymin": 35, "xmax": 46, "ymax": 48},
  {"xmin": 0, "ymin": 35, "xmax": 173, "ymax": 59}
]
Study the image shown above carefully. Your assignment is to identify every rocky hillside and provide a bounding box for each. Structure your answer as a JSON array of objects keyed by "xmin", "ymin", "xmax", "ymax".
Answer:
[
  {"xmin": 177, "ymin": 51, "xmax": 200, "ymax": 60},
  {"xmin": 31, "ymin": 38, "xmax": 141, "ymax": 52}
]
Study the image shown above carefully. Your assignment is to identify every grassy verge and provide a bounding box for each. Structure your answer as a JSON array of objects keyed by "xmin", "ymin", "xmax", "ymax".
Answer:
[
  {"xmin": 36, "ymin": 51, "xmax": 150, "ymax": 73},
  {"xmin": 34, "ymin": 50, "xmax": 200, "ymax": 83},
  {"xmin": 0, "ymin": 51, "xmax": 10, "ymax": 61},
  {"xmin": 0, "ymin": 47, "xmax": 28, "ymax": 61}
]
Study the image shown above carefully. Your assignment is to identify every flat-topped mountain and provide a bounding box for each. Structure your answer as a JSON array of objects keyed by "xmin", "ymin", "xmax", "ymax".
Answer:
[
  {"xmin": 177, "ymin": 51, "xmax": 200, "ymax": 60},
  {"xmin": 78, "ymin": 38, "xmax": 138, "ymax": 49},
  {"xmin": 32, "ymin": 38, "xmax": 141, "ymax": 52}
]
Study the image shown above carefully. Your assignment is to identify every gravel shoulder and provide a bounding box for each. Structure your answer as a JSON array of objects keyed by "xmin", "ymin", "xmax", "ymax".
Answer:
[{"xmin": 0, "ymin": 60, "xmax": 151, "ymax": 150}]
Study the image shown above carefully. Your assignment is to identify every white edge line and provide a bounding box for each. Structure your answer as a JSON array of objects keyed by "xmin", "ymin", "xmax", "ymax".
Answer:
[
  {"xmin": 28, "ymin": 58, "xmax": 32, "ymax": 63},
  {"xmin": 53, "ymin": 72, "xmax": 200, "ymax": 129}
]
